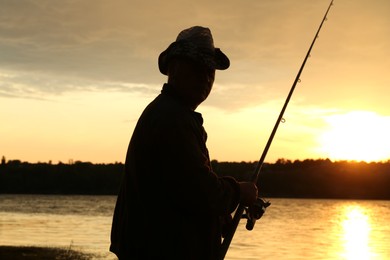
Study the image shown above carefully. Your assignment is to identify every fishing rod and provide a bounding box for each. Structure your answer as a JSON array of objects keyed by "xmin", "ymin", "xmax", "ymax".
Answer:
[{"xmin": 219, "ymin": 0, "xmax": 334, "ymax": 259}]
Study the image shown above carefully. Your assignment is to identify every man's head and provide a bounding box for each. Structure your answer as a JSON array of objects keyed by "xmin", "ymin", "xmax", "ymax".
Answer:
[{"xmin": 159, "ymin": 26, "xmax": 230, "ymax": 109}]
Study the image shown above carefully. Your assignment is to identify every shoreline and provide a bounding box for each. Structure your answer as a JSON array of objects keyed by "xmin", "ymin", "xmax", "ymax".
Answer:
[{"xmin": 0, "ymin": 245, "xmax": 93, "ymax": 260}]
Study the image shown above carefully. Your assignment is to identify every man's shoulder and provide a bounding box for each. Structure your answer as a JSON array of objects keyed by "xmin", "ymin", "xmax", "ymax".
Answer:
[{"xmin": 146, "ymin": 93, "xmax": 189, "ymax": 119}]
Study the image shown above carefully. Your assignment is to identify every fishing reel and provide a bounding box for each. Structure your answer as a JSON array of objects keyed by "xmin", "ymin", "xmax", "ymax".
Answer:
[{"xmin": 242, "ymin": 197, "xmax": 271, "ymax": 231}]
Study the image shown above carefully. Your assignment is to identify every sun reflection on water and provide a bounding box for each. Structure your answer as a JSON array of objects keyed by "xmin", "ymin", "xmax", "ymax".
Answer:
[{"xmin": 340, "ymin": 205, "xmax": 374, "ymax": 260}]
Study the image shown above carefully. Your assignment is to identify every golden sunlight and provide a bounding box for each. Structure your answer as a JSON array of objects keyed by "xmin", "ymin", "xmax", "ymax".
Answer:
[
  {"xmin": 319, "ymin": 111, "xmax": 390, "ymax": 162},
  {"xmin": 340, "ymin": 206, "xmax": 373, "ymax": 259}
]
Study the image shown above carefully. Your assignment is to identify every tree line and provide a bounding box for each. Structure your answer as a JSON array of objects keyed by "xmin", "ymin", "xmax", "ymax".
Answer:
[
  {"xmin": 1, "ymin": 157, "xmax": 390, "ymax": 199},
  {"xmin": 214, "ymin": 159, "xmax": 390, "ymax": 200},
  {"xmin": 0, "ymin": 159, "xmax": 124, "ymax": 195}
]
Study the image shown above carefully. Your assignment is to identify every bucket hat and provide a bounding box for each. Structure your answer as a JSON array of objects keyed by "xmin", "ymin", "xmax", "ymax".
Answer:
[{"xmin": 158, "ymin": 26, "xmax": 230, "ymax": 75}]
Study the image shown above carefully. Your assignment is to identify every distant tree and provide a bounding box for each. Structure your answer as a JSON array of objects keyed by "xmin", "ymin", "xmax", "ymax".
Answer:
[
  {"xmin": 275, "ymin": 158, "xmax": 292, "ymax": 165},
  {"xmin": 8, "ymin": 160, "xmax": 22, "ymax": 166},
  {"xmin": 1, "ymin": 156, "xmax": 5, "ymax": 165}
]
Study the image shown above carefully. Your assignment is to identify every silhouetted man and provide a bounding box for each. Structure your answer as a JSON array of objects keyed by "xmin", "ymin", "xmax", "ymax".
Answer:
[{"xmin": 110, "ymin": 26, "xmax": 258, "ymax": 260}]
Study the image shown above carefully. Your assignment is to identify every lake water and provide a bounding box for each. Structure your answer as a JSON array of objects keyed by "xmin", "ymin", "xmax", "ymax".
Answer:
[{"xmin": 1, "ymin": 195, "xmax": 390, "ymax": 259}]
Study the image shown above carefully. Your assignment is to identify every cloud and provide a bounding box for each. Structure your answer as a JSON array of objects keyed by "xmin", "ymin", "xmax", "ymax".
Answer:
[
  {"xmin": 0, "ymin": 70, "xmax": 158, "ymax": 100},
  {"xmin": 0, "ymin": 0, "xmax": 330, "ymax": 81},
  {"xmin": 0, "ymin": 0, "xmax": 389, "ymax": 114},
  {"xmin": 0, "ymin": 0, "xmax": 165, "ymax": 87}
]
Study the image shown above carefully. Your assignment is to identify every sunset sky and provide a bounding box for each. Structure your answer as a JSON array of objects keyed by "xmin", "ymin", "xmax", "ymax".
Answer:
[{"xmin": 1, "ymin": 0, "xmax": 389, "ymax": 164}]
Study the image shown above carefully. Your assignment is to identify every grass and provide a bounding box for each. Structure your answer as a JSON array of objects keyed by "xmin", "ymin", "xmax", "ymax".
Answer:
[{"xmin": 0, "ymin": 246, "xmax": 93, "ymax": 260}]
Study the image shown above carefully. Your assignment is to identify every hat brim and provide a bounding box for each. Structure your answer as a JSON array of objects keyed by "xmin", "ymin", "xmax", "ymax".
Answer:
[{"xmin": 158, "ymin": 41, "xmax": 230, "ymax": 75}]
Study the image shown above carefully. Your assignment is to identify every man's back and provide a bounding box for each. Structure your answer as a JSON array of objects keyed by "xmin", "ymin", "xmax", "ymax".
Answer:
[{"xmin": 111, "ymin": 86, "xmax": 232, "ymax": 259}]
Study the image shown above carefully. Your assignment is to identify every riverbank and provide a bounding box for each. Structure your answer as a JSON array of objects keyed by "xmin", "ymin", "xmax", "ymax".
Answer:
[{"xmin": 0, "ymin": 246, "xmax": 92, "ymax": 260}]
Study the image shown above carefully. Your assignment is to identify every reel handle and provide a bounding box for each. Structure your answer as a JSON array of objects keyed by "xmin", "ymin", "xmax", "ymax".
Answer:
[{"xmin": 244, "ymin": 198, "xmax": 271, "ymax": 230}]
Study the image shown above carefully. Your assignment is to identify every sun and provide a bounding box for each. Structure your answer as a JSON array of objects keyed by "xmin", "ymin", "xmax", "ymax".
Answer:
[{"xmin": 318, "ymin": 111, "xmax": 390, "ymax": 162}]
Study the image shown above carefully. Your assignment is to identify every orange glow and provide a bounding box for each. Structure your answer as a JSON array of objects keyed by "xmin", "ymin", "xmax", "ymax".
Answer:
[{"xmin": 319, "ymin": 111, "xmax": 390, "ymax": 162}]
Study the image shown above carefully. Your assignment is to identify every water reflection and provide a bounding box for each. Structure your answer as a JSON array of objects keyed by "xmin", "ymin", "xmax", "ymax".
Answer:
[
  {"xmin": 340, "ymin": 205, "xmax": 373, "ymax": 259},
  {"xmin": 2, "ymin": 196, "xmax": 390, "ymax": 259}
]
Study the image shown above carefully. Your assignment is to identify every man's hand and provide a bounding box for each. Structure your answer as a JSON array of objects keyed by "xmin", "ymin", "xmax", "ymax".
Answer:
[{"xmin": 238, "ymin": 182, "xmax": 258, "ymax": 206}]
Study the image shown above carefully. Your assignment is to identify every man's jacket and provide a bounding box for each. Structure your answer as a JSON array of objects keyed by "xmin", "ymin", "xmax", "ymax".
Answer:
[{"xmin": 110, "ymin": 84, "xmax": 240, "ymax": 259}]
